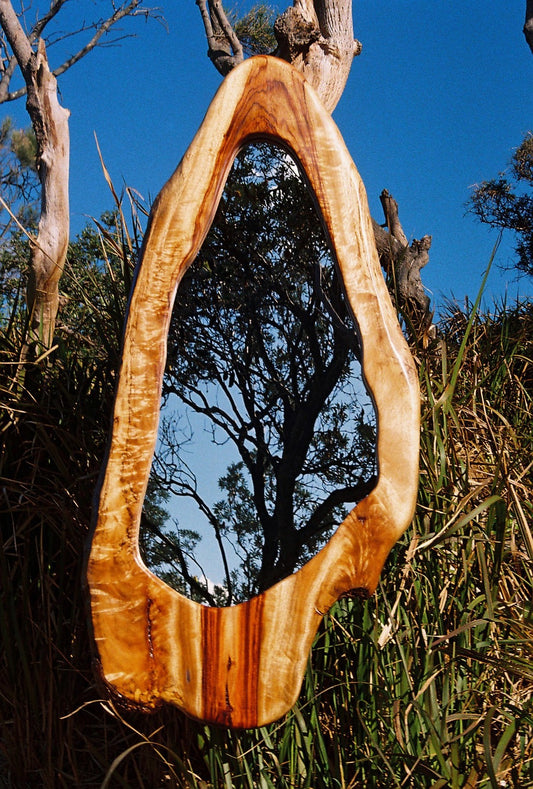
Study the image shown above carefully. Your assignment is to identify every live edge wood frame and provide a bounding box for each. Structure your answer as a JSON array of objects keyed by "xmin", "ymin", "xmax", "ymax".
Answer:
[{"xmin": 87, "ymin": 55, "xmax": 420, "ymax": 729}]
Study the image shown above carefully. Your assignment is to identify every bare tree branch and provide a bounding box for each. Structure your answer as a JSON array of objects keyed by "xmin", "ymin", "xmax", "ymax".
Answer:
[
  {"xmin": 0, "ymin": 1, "xmax": 159, "ymax": 103},
  {"xmin": 0, "ymin": 0, "xmax": 33, "ymax": 70},
  {"xmin": 0, "ymin": 55, "xmax": 18, "ymax": 102},
  {"xmin": 30, "ymin": 0, "xmax": 68, "ymax": 44},
  {"xmin": 53, "ymin": 1, "xmax": 151, "ymax": 80},
  {"xmin": 141, "ymin": 512, "xmax": 219, "ymax": 606},
  {"xmin": 180, "ymin": 485, "xmax": 235, "ymax": 603},
  {"xmin": 379, "ymin": 188, "xmax": 408, "ymax": 246},
  {"xmin": 300, "ymin": 477, "xmax": 377, "ymax": 542},
  {"xmin": 525, "ymin": 0, "xmax": 533, "ymax": 54},
  {"xmin": 372, "ymin": 189, "xmax": 432, "ymax": 334},
  {"xmin": 196, "ymin": 0, "xmax": 243, "ymax": 76}
]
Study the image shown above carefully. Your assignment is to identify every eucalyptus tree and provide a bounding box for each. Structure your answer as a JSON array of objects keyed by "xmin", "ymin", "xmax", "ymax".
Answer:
[
  {"xmin": 0, "ymin": 0, "xmax": 159, "ymax": 353},
  {"xmin": 195, "ymin": 0, "xmax": 432, "ymax": 331}
]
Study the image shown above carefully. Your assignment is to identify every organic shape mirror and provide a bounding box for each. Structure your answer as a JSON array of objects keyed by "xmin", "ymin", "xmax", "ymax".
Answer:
[
  {"xmin": 87, "ymin": 56, "xmax": 419, "ymax": 728},
  {"xmin": 140, "ymin": 141, "xmax": 377, "ymax": 606}
]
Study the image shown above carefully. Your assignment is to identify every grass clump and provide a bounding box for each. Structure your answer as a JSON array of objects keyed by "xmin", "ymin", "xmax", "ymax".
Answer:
[{"xmin": 0, "ymin": 198, "xmax": 532, "ymax": 787}]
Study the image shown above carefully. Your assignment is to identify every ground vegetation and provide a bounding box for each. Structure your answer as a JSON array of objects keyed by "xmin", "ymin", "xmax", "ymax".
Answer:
[{"xmin": 0, "ymin": 190, "xmax": 531, "ymax": 785}]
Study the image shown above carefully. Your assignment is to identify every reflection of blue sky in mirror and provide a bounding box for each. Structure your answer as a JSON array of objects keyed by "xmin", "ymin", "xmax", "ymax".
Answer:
[
  {"xmin": 153, "ymin": 391, "xmax": 242, "ymax": 586},
  {"xmin": 151, "ymin": 363, "xmax": 375, "ymax": 588}
]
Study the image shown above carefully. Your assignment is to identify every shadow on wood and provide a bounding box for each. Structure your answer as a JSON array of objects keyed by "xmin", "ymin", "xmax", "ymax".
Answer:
[{"xmin": 87, "ymin": 55, "xmax": 419, "ymax": 728}]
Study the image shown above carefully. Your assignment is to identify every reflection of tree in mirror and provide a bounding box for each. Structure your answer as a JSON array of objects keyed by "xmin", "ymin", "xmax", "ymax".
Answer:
[{"xmin": 141, "ymin": 142, "xmax": 377, "ymax": 606}]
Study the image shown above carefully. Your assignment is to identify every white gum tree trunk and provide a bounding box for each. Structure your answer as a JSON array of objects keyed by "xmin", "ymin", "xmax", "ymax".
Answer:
[
  {"xmin": 0, "ymin": 2, "xmax": 70, "ymax": 353},
  {"xmin": 274, "ymin": 0, "xmax": 361, "ymax": 112},
  {"xmin": 24, "ymin": 40, "xmax": 70, "ymax": 352}
]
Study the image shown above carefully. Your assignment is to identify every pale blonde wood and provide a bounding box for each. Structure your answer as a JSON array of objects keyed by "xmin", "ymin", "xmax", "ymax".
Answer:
[{"xmin": 87, "ymin": 55, "xmax": 419, "ymax": 728}]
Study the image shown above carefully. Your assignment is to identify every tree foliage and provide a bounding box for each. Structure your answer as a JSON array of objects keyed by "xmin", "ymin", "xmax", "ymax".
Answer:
[
  {"xmin": 469, "ymin": 132, "xmax": 533, "ymax": 278},
  {"xmin": 0, "ymin": 117, "xmax": 38, "ymax": 240},
  {"xmin": 147, "ymin": 142, "xmax": 377, "ymax": 604},
  {"xmin": 232, "ymin": 3, "xmax": 277, "ymax": 56}
]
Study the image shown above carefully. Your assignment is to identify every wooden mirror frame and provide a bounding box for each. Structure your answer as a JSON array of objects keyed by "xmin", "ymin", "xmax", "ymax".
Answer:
[{"xmin": 87, "ymin": 55, "xmax": 419, "ymax": 728}]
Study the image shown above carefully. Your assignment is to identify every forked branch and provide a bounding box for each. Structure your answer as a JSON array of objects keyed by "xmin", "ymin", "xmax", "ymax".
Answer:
[
  {"xmin": 0, "ymin": 1, "xmax": 159, "ymax": 103},
  {"xmin": 372, "ymin": 189, "xmax": 432, "ymax": 335},
  {"xmin": 196, "ymin": 0, "xmax": 360, "ymax": 112},
  {"xmin": 196, "ymin": 0, "xmax": 243, "ymax": 75}
]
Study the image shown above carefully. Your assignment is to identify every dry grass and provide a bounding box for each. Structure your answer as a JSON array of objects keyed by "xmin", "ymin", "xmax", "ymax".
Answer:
[{"xmin": 0, "ymin": 213, "xmax": 531, "ymax": 786}]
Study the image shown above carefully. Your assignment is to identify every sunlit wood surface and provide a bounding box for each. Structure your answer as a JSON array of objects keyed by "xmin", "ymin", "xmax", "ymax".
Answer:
[{"xmin": 87, "ymin": 55, "xmax": 419, "ymax": 728}]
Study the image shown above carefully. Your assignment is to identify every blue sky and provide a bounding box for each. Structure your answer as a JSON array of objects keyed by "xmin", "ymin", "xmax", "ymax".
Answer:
[{"xmin": 6, "ymin": 1, "xmax": 532, "ymax": 309}]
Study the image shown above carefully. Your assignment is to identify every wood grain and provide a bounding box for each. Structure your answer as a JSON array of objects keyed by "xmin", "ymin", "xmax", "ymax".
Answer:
[{"xmin": 87, "ymin": 55, "xmax": 420, "ymax": 728}]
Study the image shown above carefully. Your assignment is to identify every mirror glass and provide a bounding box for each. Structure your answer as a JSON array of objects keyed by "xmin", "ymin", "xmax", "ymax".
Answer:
[{"xmin": 140, "ymin": 142, "xmax": 377, "ymax": 606}]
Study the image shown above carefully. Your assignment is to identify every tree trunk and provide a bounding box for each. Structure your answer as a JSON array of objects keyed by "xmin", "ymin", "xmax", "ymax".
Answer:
[
  {"xmin": 1, "ymin": 1, "xmax": 152, "ymax": 353},
  {"xmin": 274, "ymin": 0, "xmax": 361, "ymax": 112},
  {"xmin": 25, "ymin": 39, "xmax": 70, "ymax": 352},
  {"xmin": 0, "ymin": 0, "xmax": 70, "ymax": 353},
  {"xmin": 525, "ymin": 0, "xmax": 533, "ymax": 54},
  {"xmin": 196, "ymin": 1, "xmax": 432, "ymax": 327}
]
